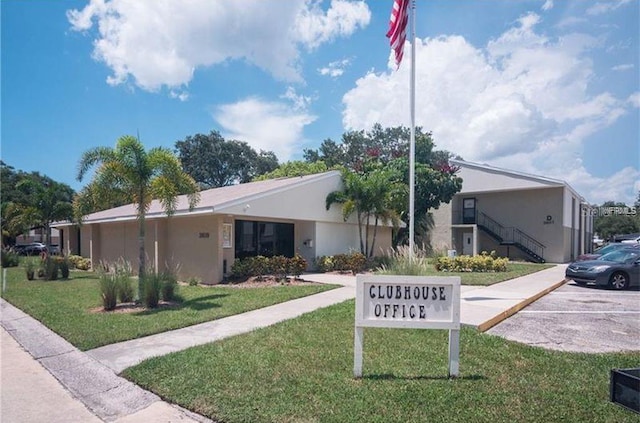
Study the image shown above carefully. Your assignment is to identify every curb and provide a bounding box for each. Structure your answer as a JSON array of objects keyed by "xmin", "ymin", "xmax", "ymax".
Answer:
[{"xmin": 477, "ymin": 278, "xmax": 568, "ymax": 332}]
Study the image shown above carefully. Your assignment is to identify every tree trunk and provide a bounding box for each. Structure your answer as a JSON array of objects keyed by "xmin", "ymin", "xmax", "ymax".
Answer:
[
  {"xmin": 137, "ymin": 207, "xmax": 146, "ymax": 302},
  {"xmin": 369, "ymin": 216, "xmax": 379, "ymax": 258},
  {"xmin": 357, "ymin": 209, "xmax": 365, "ymax": 255}
]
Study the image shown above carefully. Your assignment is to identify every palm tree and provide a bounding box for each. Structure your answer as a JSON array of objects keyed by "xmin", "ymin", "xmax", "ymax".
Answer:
[
  {"xmin": 13, "ymin": 178, "xmax": 74, "ymax": 248},
  {"xmin": 326, "ymin": 167, "xmax": 401, "ymax": 257},
  {"xmin": 76, "ymin": 135, "xmax": 200, "ymax": 301}
]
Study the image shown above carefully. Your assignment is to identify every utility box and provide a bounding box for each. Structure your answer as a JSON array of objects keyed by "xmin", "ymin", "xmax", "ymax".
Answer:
[{"xmin": 610, "ymin": 368, "xmax": 640, "ymax": 414}]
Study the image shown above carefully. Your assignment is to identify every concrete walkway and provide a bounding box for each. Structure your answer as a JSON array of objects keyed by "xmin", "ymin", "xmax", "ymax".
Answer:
[{"xmin": 1, "ymin": 264, "xmax": 567, "ymax": 422}]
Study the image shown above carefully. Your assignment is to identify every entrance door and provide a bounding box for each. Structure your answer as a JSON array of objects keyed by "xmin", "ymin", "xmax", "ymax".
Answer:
[{"xmin": 462, "ymin": 232, "xmax": 473, "ymax": 256}]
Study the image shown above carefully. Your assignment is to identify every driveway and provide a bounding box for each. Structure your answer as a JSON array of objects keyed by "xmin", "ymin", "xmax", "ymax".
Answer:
[{"xmin": 487, "ymin": 281, "xmax": 640, "ymax": 353}]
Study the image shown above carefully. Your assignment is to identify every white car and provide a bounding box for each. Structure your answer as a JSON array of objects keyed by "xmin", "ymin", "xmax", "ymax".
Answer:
[
  {"xmin": 592, "ymin": 236, "xmax": 604, "ymax": 247},
  {"xmin": 620, "ymin": 236, "xmax": 640, "ymax": 244}
]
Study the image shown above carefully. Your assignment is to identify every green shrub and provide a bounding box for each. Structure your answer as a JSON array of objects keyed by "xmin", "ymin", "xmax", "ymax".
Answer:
[
  {"xmin": 435, "ymin": 251, "xmax": 509, "ymax": 272},
  {"xmin": 230, "ymin": 258, "xmax": 252, "ymax": 279},
  {"xmin": 287, "ymin": 254, "xmax": 307, "ymax": 279},
  {"xmin": 346, "ymin": 252, "xmax": 366, "ymax": 274},
  {"xmin": 269, "ymin": 255, "xmax": 289, "ymax": 281},
  {"xmin": 24, "ymin": 257, "xmax": 37, "ymax": 280},
  {"xmin": 188, "ymin": 277, "xmax": 200, "ymax": 286},
  {"xmin": 143, "ymin": 273, "xmax": 162, "ymax": 308},
  {"xmin": 314, "ymin": 256, "xmax": 334, "ymax": 272},
  {"xmin": 42, "ymin": 257, "xmax": 59, "ymax": 280},
  {"xmin": 377, "ymin": 246, "xmax": 431, "ymax": 275},
  {"xmin": 1, "ymin": 250, "xmax": 20, "ymax": 268},
  {"xmin": 99, "ymin": 272, "xmax": 118, "ymax": 311},
  {"xmin": 332, "ymin": 254, "xmax": 350, "ymax": 272},
  {"xmin": 67, "ymin": 255, "xmax": 91, "ymax": 271},
  {"xmin": 59, "ymin": 258, "xmax": 70, "ymax": 279},
  {"xmin": 160, "ymin": 271, "xmax": 178, "ymax": 302}
]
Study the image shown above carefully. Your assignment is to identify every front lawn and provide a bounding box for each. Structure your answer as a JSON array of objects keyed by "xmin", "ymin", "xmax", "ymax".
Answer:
[
  {"xmin": 379, "ymin": 261, "xmax": 554, "ymax": 286},
  {"xmin": 0, "ymin": 268, "xmax": 336, "ymax": 350},
  {"xmin": 124, "ymin": 300, "xmax": 639, "ymax": 423}
]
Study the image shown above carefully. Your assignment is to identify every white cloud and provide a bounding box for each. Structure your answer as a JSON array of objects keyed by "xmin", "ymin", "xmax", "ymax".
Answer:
[
  {"xmin": 342, "ymin": 11, "xmax": 637, "ymax": 204},
  {"xmin": 318, "ymin": 58, "xmax": 351, "ymax": 78},
  {"xmin": 629, "ymin": 92, "xmax": 640, "ymax": 108},
  {"xmin": 612, "ymin": 63, "xmax": 634, "ymax": 71},
  {"xmin": 541, "ymin": 0, "xmax": 554, "ymax": 12},
  {"xmin": 214, "ymin": 97, "xmax": 316, "ymax": 160},
  {"xmin": 294, "ymin": 0, "xmax": 370, "ymax": 50},
  {"xmin": 587, "ymin": 0, "xmax": 633, "ymax": 16},
  {"xmin": 67, "ymin": 0, "xmax": 370, "ymax": 91}
]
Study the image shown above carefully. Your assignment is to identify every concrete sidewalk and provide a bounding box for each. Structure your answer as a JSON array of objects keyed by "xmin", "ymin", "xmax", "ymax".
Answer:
[{"xmin": 1, "ymin": 264, "xmax": 567, "ymax": 422}]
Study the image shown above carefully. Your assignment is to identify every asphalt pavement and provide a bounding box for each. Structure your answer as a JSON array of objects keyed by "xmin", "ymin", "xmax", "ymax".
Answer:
[{"xmin": 487, "ymin": 281, "xmax": 640, "ymax": 353}]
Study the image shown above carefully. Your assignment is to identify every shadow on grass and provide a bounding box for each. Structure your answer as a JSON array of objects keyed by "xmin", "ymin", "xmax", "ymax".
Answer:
[
  {"xmin": 363, "ymin": 373, "xmax": 486, "ymax": 381},
  {"xmin": 133, "ymin": 293, "xmax": 229, "ymax": 315}
]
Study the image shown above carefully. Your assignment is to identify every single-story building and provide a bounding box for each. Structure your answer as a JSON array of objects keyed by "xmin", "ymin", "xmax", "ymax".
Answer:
[
  {"xmin": 430, "ymin": 159, "xmax": 594, "ymax": 263},
  {"xmin": 53, "ymin": 171, "xmax": 392, "ymax": 283}
]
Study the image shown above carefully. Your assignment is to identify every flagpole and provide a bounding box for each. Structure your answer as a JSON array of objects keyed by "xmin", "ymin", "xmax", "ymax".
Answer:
[{"xmin": 408, "ymin": 0, "xmax": 416, "ymax": 258}]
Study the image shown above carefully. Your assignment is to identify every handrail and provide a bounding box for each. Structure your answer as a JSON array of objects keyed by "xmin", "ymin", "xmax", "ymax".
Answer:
[{"xmin": 477, "ymin": 212, "xmax": 545, "ymax": 261}]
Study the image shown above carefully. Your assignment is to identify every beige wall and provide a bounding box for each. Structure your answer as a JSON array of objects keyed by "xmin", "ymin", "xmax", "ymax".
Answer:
[
  {"xmin": 443, "ymin": 187, "xmax": 568, "ymax": 262},
  {"xmin": 430, "ymin": 203, "xmax": 453, "ymax": 252},
  {"xmin": 166, "ymin": 214, "xmax": 221, "ymax": 283}
]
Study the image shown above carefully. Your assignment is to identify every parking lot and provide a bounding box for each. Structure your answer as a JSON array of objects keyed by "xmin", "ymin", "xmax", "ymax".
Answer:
[{"xmin": 487, "ymin": 282, "xmax": 640, "ymax": 353}]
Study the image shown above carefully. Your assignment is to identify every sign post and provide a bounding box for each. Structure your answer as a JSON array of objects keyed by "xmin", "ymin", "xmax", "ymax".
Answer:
[{"xmin": 354, "ymin": 275, "xmax": 461, "ymax": 378}]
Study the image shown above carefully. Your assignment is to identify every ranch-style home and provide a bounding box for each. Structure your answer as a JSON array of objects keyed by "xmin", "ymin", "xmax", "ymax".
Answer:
[
  {"xmin": 53, "ymin": 171, "xmax": 393, "ymax": 284},
  {"xmin": 430, "ymin": 159, "xmax": 594, "ymax": 263}
]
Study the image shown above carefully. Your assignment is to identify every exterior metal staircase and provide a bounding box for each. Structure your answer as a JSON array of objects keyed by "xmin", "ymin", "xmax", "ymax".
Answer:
[{"xmin": 477, "ymin": 212, "xmax": 546, "ymax": 263}]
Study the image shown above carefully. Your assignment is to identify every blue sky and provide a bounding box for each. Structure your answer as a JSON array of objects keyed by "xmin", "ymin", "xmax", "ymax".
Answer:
[{"xmin": 2, "ymin": 0, "xmax": 638, "ymax": 205}]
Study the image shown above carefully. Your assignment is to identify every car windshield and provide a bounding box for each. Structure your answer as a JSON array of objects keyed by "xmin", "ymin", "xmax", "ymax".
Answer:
[
  {"xmin": 599, "ymin": 250, "xmax": 640, "ymax": 263},
  {"xmin": 594, "ymin": 243, "xmax": 630, "ymax": 255}
]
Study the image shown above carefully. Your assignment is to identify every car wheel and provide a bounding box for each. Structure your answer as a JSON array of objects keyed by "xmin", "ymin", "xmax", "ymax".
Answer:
[{"xmin": 609, "ymin": 272, "xmax": 629, "ymax": 290}]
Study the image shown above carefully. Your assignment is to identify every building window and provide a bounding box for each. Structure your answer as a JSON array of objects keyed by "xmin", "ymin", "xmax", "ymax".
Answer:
[{"xmin": 234, "ymin": 220, "xmax": 294, "ymax": 259}]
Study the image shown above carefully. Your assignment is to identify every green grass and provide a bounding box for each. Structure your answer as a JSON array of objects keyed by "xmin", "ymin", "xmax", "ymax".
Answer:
[
  {"xmin": 0, "ymin": 267, "xmax": 336, "ymax": 350},
  {"xmin": 124, "ymin": 300, "xmax": 639, "ymax": 423},
  {"xmin": 439, "ymin": 262, "xmax": 555, "ymax": 285},
  {"xmin": 378, "ymin": 261, "xmax": 554, "ymax": 286}
]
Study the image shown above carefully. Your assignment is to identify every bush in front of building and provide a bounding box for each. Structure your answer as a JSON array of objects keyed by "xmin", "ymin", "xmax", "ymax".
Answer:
[
  {"xmin": 67, "ymin": 255, "xmax": 91, "ymax": 271},
  {"xmin": 1, "ymin": 250, "xmax": 20, "ymax": 268},
  {"xmin": 435, "ymin": 251, "xmax": 508, "ymax": 272},
  {"xmin": 314, "ymin": 252, "xmax": 367, "ymax": 275},
  {"xmin": 230, "ymin": 255, "xmax": 309, "ymax": 281}
]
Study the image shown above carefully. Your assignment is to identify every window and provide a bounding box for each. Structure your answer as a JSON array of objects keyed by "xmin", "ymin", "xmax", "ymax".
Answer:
[{"xmin": 234, "ymin": 220, "xmax": 294, "ymax": 259}]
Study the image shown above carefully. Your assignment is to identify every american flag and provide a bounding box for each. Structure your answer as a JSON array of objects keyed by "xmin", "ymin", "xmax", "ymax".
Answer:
[{"xmin": 386, "ymin": 0, "xmax": 410, "ymax": 67}]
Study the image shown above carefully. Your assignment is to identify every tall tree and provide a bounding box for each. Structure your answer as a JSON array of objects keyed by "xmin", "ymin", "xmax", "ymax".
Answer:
[
  {"xmin": 253, "ymin": 160, "xmax": 331, "ymax": 181},
  {"xmin": 308, "ymin": 125, "xmax": 462, "ymax": 247},
  {"xmin": 593, "ymin": 201, "xmax": 639, "ymax": 240},
  {"xmin": 1, "ymin": 162, "xmax": 75, "ymax": 246},
  {"xmin": 175, "ymin": 131, "xmax": 278, "ymax": 188},
  {"xmin": 326, "ymin": 165, "xmax": 402, "ymax": 257},
  {"xmin": 77, "ymin": 135, "xmax": 200, "ymax": 300},
  {"xmin": 14, "ymin": 178, "xmax": 75, "ymax": 247}
]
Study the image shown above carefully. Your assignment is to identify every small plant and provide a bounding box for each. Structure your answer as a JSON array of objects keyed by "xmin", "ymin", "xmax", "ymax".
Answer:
[
  {"xmin": 287, "ymin": 254, "xmax": 307, "ymax": 279},
  {"xmin": 314, "ymin": 255, "xmax": 334, "ymax": 272},
  {"xmin": 1, "ymin": 250, "xmax": 20, "ymax": 268},
  {"xmin": 42, "ymin": 256, "xmax": 59, "ymax": 280},
  {"xmin": 24, "ymin": 258, "xmax": 36, "ymax": 280},
  {"xmin": 59, "ymin": 257, "xmax": 70, "ymax": 279},
  {"xmin": 160, "ymin": 271, "xmax": 178, "ymax": 302},
  {"xmin": 378, "ymin": 246, "xmax": 431, "ymax": 275},
  {"xmin": 143, "ymin": 273, "xmax": 162, "ymax": 308},
  {"xmin": 188, "ymin": 277, "xmax": 200, "ymax": 286},
  {"xmin": 99, "ymin": 271, "xmax": 118, "ymax": 311}
]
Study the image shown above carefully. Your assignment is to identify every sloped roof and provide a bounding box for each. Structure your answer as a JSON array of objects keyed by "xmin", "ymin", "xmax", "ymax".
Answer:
[
  {"xmin": 452, "ymin": 159, "xmax": 585, "ymax": 201},
  {"xmin": 64, "ymin": 171, "xmax": 341, "ymax": 225}
]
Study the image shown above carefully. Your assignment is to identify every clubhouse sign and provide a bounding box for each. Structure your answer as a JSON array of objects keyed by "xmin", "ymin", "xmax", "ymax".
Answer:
[{"xmin": 354, "ymin": 275, "xmax": 461, "ymax": 378}]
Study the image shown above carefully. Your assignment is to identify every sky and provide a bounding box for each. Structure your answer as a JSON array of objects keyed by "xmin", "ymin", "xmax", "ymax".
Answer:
[{"xmin": 1, "ymin": 0, "xmax": 638, "ymax": 205}]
